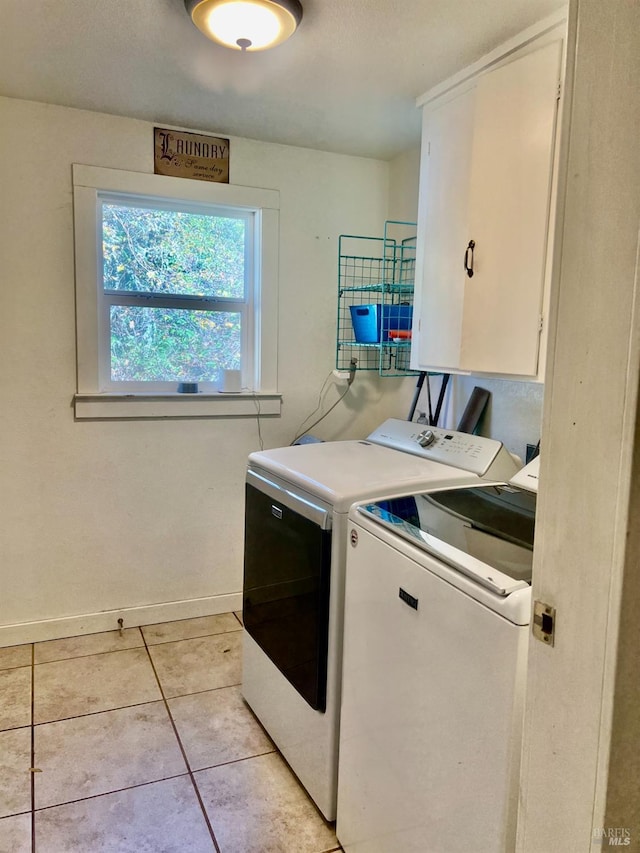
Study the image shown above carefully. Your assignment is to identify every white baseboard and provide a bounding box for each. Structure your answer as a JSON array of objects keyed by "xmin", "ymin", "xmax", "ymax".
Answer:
[{"xmin": 0, "ymin": 593, "xmax": 243, "ymax": 648}]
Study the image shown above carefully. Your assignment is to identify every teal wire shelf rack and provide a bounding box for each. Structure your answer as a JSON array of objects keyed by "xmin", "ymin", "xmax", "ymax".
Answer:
[{"xmin": 336, "ymin": 220, "xmax": 417, "ymax": 377}]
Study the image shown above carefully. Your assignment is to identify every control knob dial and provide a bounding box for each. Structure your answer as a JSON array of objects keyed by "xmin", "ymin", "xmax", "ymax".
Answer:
[{"xmin": 417, "ymin": 429, "xmax": 436, "ymax": 448}]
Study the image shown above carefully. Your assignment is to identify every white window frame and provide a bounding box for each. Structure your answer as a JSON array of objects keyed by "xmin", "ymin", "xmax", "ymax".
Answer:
[{"xmin": 72, "ymin": 165, "xmax": 281, "ymax": 418}]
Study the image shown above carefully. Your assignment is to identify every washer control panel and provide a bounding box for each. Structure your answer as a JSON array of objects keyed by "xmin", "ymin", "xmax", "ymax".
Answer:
[{"xmin": 367, "ymin": 418, "xmax": 520, "ymax": 479}]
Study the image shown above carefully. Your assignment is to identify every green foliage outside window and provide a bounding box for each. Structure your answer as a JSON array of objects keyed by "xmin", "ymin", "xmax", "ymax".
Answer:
[
  {"xmin": 102, "ymin": 203, "xmax": 246, "ymax": 383},
  {"xmin": 109, "ymin": 306, "xmax": 241, "ymax": 382}
]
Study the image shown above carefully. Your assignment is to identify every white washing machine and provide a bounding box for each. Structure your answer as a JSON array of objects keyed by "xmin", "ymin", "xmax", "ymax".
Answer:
[
  {"xmin": 337, "ymin": 459, "xmax": 539, "ymax": 851},
  {"xmin": 241, "ymin": 419, "xmax": 521, "ymax": 820}
]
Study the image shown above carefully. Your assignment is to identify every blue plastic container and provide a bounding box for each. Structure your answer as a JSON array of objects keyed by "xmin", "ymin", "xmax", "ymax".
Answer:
[
  {"xmin": 349, "ymin": 304, "xmax": 381, "ymax": 342},
  {"xmin": 350, "ymin": 304, "xmax": 412, "ymax": 343}
]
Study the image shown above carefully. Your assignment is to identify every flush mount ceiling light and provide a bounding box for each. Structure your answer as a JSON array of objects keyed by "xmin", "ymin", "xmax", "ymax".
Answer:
[{"xmin": 185, "ymin": 0, "xmax": 303, "ymax": 51}]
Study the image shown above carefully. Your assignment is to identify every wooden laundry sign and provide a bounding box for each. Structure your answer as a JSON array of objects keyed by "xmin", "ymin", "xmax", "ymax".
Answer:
[{"xmin": 154, "ymin": 127, "xmax": 230, "ymax": 183}]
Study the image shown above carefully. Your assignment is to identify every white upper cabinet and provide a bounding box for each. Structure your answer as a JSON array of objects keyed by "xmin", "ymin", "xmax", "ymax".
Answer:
[
  {"xmin": 411, "ymin": 26, "xmax": 564, "ymax": 379},
  {"xmin": 412, "ymin": 85, "xmax": 476, "ymax": 372}
]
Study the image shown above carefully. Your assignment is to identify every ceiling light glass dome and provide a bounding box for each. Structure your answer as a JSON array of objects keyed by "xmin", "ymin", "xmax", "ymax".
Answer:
[{"xmin": 185, "ymin": 0, "xmax": 303, "ymax": 51}]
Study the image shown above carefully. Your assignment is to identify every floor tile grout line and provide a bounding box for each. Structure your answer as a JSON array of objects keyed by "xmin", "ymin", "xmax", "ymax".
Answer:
[
  {"xmin": 31, "ymin": 678, "xmax": 244, "ymax": 729},
  {"xmin": 162, "ymin": 680, "xmax": 242, "ymax": 702},
  {"xmin": 0, "ymin": 722, "xmax": 35, "ymax": 734},
  {"xmin": 33, "ymin": 771, "xmax": 192, "ymax": 814},
  {"xmin": 33, "ymin": 696, "xmax": 169, "ymax": 729},
  {"xmin": 33, "ymin": 644, "xmax": 149, "ymax": 667},
  {"xmin": 0, "ymin": 663, "xmax": 33, "ymax": 673},
  {"xmin": 143, "ymin": 627, "xmax": 242, "ymax": 648},
  {"xmin": 19, "ymin": 736, "xmax": 277, "ymax": 819},
  {"xmin": 30, "ymin": 643, "xmax": 35, "ymax": 853},
  {"xmin": 28, "ymin": 626, "xmax": 243, "ymax": 667},
  {"xmin": 9, "ymin": 619, "xmax": 240, "ymax": 659},
  {"xmin": 187, "ymin": 747, "xmax": 277, "ymax": 776},
  {"xmin": 141, "ymin": 632, "xmax": 222, "ymax": 853}
]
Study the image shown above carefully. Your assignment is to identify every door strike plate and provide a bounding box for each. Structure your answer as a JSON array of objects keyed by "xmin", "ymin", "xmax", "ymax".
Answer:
[{"xmin": 533, "ymin": 601, "xmax": 556, "ymax": 646}]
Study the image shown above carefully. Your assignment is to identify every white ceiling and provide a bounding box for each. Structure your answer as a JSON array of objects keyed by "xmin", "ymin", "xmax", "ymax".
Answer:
[{"xmin": 0, "ymin": 0, "xmax": 564, "ymax": 160}]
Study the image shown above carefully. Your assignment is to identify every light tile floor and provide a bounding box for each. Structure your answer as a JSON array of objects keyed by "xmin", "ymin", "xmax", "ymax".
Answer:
[{"xmin": 0, "ymin": 612, "xmax": 342, "ymax": 853}]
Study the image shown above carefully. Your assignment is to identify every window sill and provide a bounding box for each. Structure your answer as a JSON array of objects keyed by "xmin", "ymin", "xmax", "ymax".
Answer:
[{"xmin": 73, "ymin": 393, "xmax": 282, "ymax": 420}]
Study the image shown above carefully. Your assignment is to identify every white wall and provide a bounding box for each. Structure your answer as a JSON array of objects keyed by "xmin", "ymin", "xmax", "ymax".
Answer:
[
  {"xmin": 388, "ymin": 146, "xmax": 421, "ymax": 223},
  {"xmin": 0, "ymin": 97, "xmax": 410, "ymax": 644},
  {"xmin": 450, "ymin": 376, "xmax": 543, "ymax": 461}
]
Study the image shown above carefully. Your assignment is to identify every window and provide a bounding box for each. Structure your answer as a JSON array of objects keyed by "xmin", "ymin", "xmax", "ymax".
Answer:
[
  {"xmin": 100, "ymin": 197, "xmax": 251, "ymax": 391},
  {"xmin": 73, "ymin": 166, "xmax": 280, "ymax": 417}
]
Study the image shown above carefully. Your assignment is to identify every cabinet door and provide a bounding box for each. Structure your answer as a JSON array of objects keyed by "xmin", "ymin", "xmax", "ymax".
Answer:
[
  {"xmin": 411, "ymin": 86, "xmax": 475, "ymax": 372},
  {"xmin": 460, "ymin": 41, "xmax": 562, "ymax": 375}
]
